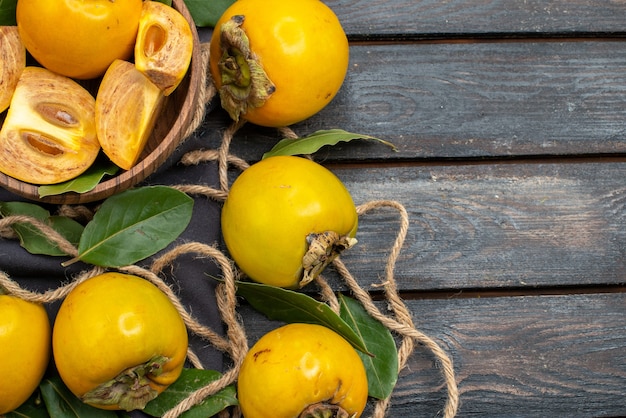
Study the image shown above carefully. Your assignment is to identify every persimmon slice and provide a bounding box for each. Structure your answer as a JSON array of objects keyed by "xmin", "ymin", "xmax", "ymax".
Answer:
[
  {"xmin": 0, "ymin": 67, "xmax": 99, "ymax": 184},
  {"xmin": 134, "ymin": 1, "xmax": 193, "ymax": 96},
  {"xmin": 95, "ymin": 59, "xmax": 165, "ymax": 171}
]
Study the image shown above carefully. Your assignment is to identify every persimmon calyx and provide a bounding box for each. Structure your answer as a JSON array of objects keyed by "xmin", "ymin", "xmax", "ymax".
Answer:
[
  {"xmin": 301, "ymin": 231, "xmax": 358, "ymax": 287},
  {"xmin": 216, "ymin": 15, "xmax": 275, "ymax": 122},
  {"xmin": 299, "ymin": 402, "xmax": 356, "ymax": 418},
  {"xmin": 81, "ymin": 355, "xmax": 168, "ymax": 411}
]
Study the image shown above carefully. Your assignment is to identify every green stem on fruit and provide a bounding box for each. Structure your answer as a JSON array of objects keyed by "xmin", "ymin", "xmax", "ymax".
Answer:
[
  {"xmin": 81, "ymin": 355, "xmax": 168, "ymax": 411},
  {"xmin": 216, "ymin": 15, "xmax": 275, "ymax": 122},
  {"xmin": 299, "ymin": 402, "xmax": 356, "ymax": 418},
  {"xmin": 300, "ymin": 231, "xmax": 358, "ymax": 288}
]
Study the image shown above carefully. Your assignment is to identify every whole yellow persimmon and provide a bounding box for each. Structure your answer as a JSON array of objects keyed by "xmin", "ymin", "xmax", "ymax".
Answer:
[
  {"xmin": 238, "ymin": 323, "xmax": 369, "ymax": 418},
  {"xmin": 16, "ymin": 0, "xmax": 143, "ymax": 79},
  {"xmin": 209, "ymin": 0, "xmax": 349, "ymax": 127},
  {"xmin": 52, "ymin": 272, "xmax": 188, "ymax": 411},
  {"xmin": 0, "ymin": 295, "xmax": 51, "ymax": 415},
  {"xmin": 221, "ymin": 156, "xmax": 358, "ymax": 289}
]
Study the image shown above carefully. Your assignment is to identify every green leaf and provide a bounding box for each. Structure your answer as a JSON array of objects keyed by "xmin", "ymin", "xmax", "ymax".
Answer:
[
  {"xmin": 339, "ymin": 294, "xmax": 399, "ymax": 399},
  {"xmin": 0, "ymin": 201, "xmax": 50, "ymax": 221},
  {"xmin": 25, "ymin": 215, "xmax": 83, "ymax": 255},
  {"xmin": 235, "ymin": 280, "xmax": 371, "ymax": 355},
  {"xmin": 262, "ymin": 129, "xmax": 397, "ymax": 159},
  {"xmin": 0, "ymin": 201, "xmax": 84, "ymax": 256},
  {"xmin": 38, "ymin": 163, "xmax": 119, "ymax": 197},
  {"xmin": 6, "ymin": 389, "xmax": 50, "ymax": 418},
  {"xmin": 154, "ymin": 0, "xmax": 172, "ymax": 5},
  {"xmin": 143, "ymin": 369, "xmax": 237, "ymax": 418},
  {"xmin": 71, "ymin": 186, "xmax": 193, "ymax": 267},
  {"xmin": 40, "ymin": 376, "xmax": 118, "ymax": 418},
  {"xmin": 184, "ymin": 0, "xmax": 236, "ymax": 27},
  {"xmin": 0, "ymin": 0, "xmax": 17, "ymax": 25}
]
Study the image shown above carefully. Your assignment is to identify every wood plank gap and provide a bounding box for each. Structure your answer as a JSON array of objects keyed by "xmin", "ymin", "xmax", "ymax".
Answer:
[
  {"xmin": 348, "ymin": 33, "xmax": 626, "ymax": 45},
  {"xmin": 325, "ymin": 154, "xmax": 626, "ymax": 171},
  {"xmin": 366, "ymin": 283, "xmax": 626, "ymax": 301},
  {"xmin": 238, "ymin": 284, "xmax": 626, "ymax": 308}
]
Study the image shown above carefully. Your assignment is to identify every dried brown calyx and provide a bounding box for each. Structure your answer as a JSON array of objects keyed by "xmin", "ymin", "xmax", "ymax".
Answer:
[
  {"xmin": 214, "ymin": 15, "xmax": 276, "ymax": 122},
  {"xmin": 300, "ymin": 231, "xmax": 357, "ymax": 287},
  {"xmin": 299, "ymin": 402, "xmax": 357, "ymax": 418}
]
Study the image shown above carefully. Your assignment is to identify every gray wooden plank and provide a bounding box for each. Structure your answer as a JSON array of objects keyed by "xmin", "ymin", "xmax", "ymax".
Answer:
[
  {"xmin": 327, "ymin": 0, "xmax": 626, "ymax": 38},
  {"xmin": 237, "ymin": 293, "xmax": 626, "ymax": 417},
  {"xmin": 318, "ymin": 161, "xmax": 626, "ymax": 291},
  {"xmin": 201, "ymin": 2, "xmax": 626, "ymax": 38},
  {"xmin": 203, "ymin": 40, "xmax": 626, "ymax": 162}
]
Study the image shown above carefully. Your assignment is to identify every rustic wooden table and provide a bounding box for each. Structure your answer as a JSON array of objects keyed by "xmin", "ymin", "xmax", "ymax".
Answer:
[
  {"xmin": 199, "ymin": 1, "xmax": 626, "ymax": 416},
  {"xmin": 2, "ymin": 0, "xmax": 623, "ymax": 416}
]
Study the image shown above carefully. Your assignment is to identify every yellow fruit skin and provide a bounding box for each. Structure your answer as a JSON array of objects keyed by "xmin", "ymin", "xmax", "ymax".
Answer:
[
  {"xmin": 0, "ymin": 26, "xmax": 26, "ymax": 113},
  {"xmin": 0, "ymin": 295, "xmax": 51, "ymax": 415},
  {"xmin": 52, "ymin": 272, "xmax": 188, "ymax": 411},
  {"xmin": 0, "ymin": 67, "xmax": 100, "ymax": 184},
  {"xmin": 209, "ymin": 0, "xmax": 349, "ymax": 127},
  {"xmin": 221, "ymin": 156, "xmax": 358, "ymax": 288},
  {"xmin": 96, "ymin": 59, "xmax": 165, "ymax": 170},
  {"xmin": 16, "ymin": 0, "xmax": 143, "ymax": 79},
  {"xmin": 238, "ymin": 323, "xmax": 369, "ymax": 418},
  {"xmin": 135, "ymin": 1, "xmax": 193, "ymax": 96}
]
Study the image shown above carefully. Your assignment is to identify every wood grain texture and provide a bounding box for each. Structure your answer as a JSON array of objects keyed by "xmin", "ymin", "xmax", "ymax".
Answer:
[
  {"xmin": 327, "ymin": 0, "xmax": 626, "ymax": 38},
  {"xmin": 1, "ymin": 1, "xmax": 622, "ymax": 416},
  {"xmin": 312, "ymin": 161, "xmax": 626, "ymax": 291},
  {"xmin": 166, "ymin": 3, "xmax": 626, "ymax": 417},
  {"xmin": 203, "ymin": 40, "xmax": 626, "ymax": 162},
  {"xmin": 183, "ymin": 7, "xmax": 626, "ymax": 416},
  {"xmin": 238, "ymin": 293, "xmax": 626, "ymax": 417}
]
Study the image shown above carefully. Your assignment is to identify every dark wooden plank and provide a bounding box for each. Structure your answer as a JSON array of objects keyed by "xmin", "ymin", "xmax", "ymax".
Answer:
[
  {"xmin": 238, "ymin": 293, "xmax": 626, "ymax": 417},
  {"xmin": 327, "ymin": 0, "xmax": 626, "ymax": 38},
  {"xmin": 315, "ymin": 161, "xmax": 626, "ymax": 291},
  {"xmin": 200, "ymin": 1, "xmax": 626, "ymax": 38},
  {"xmin": 203, "ymin": 40, "xmax": 626, "ymax": 162}
]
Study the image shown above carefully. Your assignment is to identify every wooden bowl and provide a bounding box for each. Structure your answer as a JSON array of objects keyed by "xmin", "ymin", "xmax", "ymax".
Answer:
[{"xmin": 0, "ymin": 0, "xmax": 202, "ymax": 205}]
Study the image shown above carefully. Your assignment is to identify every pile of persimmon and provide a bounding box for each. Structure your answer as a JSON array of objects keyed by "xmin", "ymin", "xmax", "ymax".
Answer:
[
  {"xmin": 0, "ymin": 0, "xmax": 193, "ymax": 185},
  {"xmin": 0, "ymin": 272, "xmax": 189, "ymax": 415}
]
